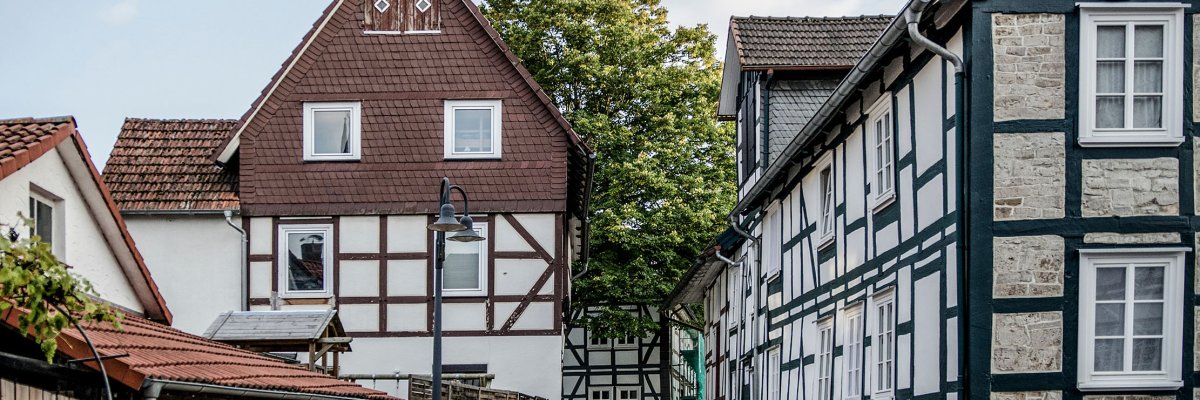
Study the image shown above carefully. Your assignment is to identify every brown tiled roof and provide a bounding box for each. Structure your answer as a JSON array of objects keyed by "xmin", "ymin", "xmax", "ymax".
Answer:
[
  {"xmin": 3, "ymin": 311, "xmax": 398, "ymax": 400},
  {"xmin": 729, "ymin": 15, "xmax": 894, "ymax": 68},
  {"xmin": 103, "ymin": 118, "xmax": 239, "ymax": 211},
  {"xmin": 0, "ymin": 116, "xmax": 76, "ymax": 179},
  {"xmin": 212, "ymin": 0, "xmax": 590, "ymax": 217}
]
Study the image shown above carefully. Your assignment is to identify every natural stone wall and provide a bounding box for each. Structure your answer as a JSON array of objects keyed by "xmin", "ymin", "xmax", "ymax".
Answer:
[
  {"xmin": 1082, "ymin": 396, "xmax": 1173, "ymax": 400},
  {"xmin": 992, "ymin": 312, "xmax": 1062, "ymax": 373},
  {"xmin": 1083, "ymin": 232, "xmax": 1181, "ymax": 244},
  {"xmin": 993, "ymin": 392, "xmax": 1062, "ymax": 400},
  {"xmin": 994, "ymin": 236, "xmax": 1064, "ymax": 297},
  {"xmin": 994, "ymin": 132, "xmax": 1065, "ymax": 220},
  {"xmin": 1194, "ymin": 15, "xmax": 1200, "ymax": 123},
  {"xmin": 1082, "ymin": 158, "xmax": 1179, "ymax": 217},
  {"xmin": 993, "ymin": 13, "xmax": 1066, "ymax": 121}
]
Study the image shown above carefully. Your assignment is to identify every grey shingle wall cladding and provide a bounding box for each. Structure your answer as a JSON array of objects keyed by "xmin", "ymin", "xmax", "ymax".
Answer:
[{"xmin": 767, "ymin": 79, "xmax": 840, "ymax": 163}]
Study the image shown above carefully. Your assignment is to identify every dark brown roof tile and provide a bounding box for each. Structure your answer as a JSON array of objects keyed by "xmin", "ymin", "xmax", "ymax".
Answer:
[{"xmin": 730, "ymin": 15, "xmax": 894, "ymax": 68}]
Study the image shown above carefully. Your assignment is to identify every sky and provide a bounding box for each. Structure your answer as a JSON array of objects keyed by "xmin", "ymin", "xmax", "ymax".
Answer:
[{"xmin": 0, "ymin": 0, "xmax": 906, "ymax": 168}]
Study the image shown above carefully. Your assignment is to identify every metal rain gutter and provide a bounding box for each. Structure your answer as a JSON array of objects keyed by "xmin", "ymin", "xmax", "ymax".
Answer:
[
  {"xmin": 142, "ymin": 380, "xmax": 368, "ymax": 400},
  {"xmin": 728, "ymin": 2, "xmax": 913, "ymax": 217}
]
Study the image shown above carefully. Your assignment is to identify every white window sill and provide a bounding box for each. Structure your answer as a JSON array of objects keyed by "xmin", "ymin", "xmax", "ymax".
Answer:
[
  {"xmin": 279, "ymin": 292, "xmax": 333, "ymax": 299},
  {"xmin": 1077, "ymin": 379, "xmax": 1182, "ymax": 391},
  {"xmin": 817, "ymin": 235, "xmax": 835, "ymax": 251},
  {"xmin": 1078, "ymin": 136, "xmax": 1184, "ymax": 148},
  {"xmin": 443, "ymin": 154, "xmax": 502, "ymax": 160},
  {"xmin": 304, "ymin": 156, "xmax": 361, "ymax": 162},
  {"xmin": 871, "ymin": 193, "xmax": 896, "ymax": 213},
  {"xmin": 442, "ymin": 289, "xmax": 487, "ymax": 297}
]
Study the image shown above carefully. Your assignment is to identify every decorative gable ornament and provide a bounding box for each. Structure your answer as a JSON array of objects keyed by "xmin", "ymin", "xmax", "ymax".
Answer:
[
  {"xmin": 374, "ymin": 0, "xmax": 390, "ymax": 13},
  {"xmin": 416, "ymin": 0, "xmax": 432, "ymax": 12}
]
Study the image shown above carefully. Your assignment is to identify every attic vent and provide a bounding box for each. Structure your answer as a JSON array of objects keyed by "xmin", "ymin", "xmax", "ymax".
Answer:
[
  {"xmin": 373, "ymin": 0, "xmax": 390, "ymax": 13},
  {"xmin": 415, "ymin": 0, "xmax": 431, "ymax": 12}
]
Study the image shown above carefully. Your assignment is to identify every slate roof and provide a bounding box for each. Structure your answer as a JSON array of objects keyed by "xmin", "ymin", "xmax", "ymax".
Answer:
[
  {"xmin": 0, "ymin": 116, "xmax": 76, "ymax": 179},
  {"xmin": 729, "ymin": 15, "xmax": 894, "ymax": 68},
  {"xmin": 2, "ymin": 311, "xmax": 397, "ymax": 400},
  {"xmin": 103, "ymin": 118, "xmax": 239, "ymax": 211},
  {"xmin": 768, "ymin": 79, "xmax": 841, "ymax": 162}
]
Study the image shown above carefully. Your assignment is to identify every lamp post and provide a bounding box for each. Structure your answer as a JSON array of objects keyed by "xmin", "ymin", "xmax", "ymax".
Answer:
[{"xmin": 426, "ymin": 177, "xmax": 485, "ymax": 400}]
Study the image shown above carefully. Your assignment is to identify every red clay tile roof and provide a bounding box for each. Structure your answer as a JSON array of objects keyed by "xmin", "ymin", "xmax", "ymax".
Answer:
[
  {"xmin": 210, "ymin": 0, "xmax": 590, "ymax": 217},
  {"xmin": 0, "ymin": 116, "xmax": 173, "ymax": 324},
  {"xmin": 0, "ymin": 116, "xmax": 76, "ymax": 179},
  {"xmin": 729, "ymin": 15, "xmax": 895, "ymax": 68},
  {"xmin": 3, "ymin": 312, "xmax": 398, "ymax": 400},
  {"xmin": 102, "ymin": 118, "xmax": 239, "ymax": 211}
]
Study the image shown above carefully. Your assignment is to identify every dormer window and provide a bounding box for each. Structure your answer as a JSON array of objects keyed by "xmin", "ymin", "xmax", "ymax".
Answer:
[
  {"xmin": 303, "ymin": 102, "xmax": 361, "ymax": 161},
  {"xmin": 444, "ymin": 100, "xmax": 502, "ymax": 159}
]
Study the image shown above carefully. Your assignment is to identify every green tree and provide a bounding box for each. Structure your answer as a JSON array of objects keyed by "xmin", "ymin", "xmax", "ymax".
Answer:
[
  {"xmin": 482, "ymin": 0, "xmax": 734, "ymax": 337},
  {"xmin": 0, "ymin": 218, "xmax": 122, "ymax": 361}
]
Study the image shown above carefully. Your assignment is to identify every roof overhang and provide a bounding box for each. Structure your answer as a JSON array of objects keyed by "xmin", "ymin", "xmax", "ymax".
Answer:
[{"xmin": 717, "ymin": 34, "xmax": 742, "ymax": 118}]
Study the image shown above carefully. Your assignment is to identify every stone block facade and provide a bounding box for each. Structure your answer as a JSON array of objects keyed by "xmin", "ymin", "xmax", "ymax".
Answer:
[
  {"xmin": 1194, "ymin": 15, "xmax": 1200, "ymax": 123},
  {"xmin": 1081, "ymin": 396, "xmax": 1173, "ymax": 400},
  {"xmin": 992, "ymin": 312, "xmax": 1062, "ymax": 373},
  {"xmin": 993, "ymin": 235, "xmax": 1064, "ymax": 298},
  {"xmin": 1082, "ymin": 232, "xmax": 1181, "ymax": 244},
  {"xmin": 1082, "ymin": 158, "xmax": 1179, "ymax": 217},
  {"xmin": 992, "ymin": 392, "xmax": 1062, "ymax": 400},
  {"xmin": 994, "ymin": 132, "xmax": 1065, "ymax": 220},
  {"xmin": 992, "ymin": 13, "xmax": 1065, "ymax": 121}
]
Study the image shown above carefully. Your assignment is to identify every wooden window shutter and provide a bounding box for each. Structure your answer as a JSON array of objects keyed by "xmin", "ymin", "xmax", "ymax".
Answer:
[
  {"xmin": 364, "ymin": 0, "xmax": 405, "ymax": 32},
  {"xmin": 408, "ymin": 0, "xmax": 440, "ymax": 32}
]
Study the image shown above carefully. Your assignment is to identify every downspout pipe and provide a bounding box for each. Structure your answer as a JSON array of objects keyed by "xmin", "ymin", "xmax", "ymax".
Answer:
[
  {"xmin": 905, "ymin": 0, "xmax": 970, "ymax": 391},
  {"xmin": 224, "ymin": 210, "xmax": 248, "ymax": 311},
  {"xmin": 142, "ymin": 379, "xmax": 367, "ymax": 400},
  {"xmin": 726, "ymin": 214, "xmax": 760, "ymax": 400},
  {"xmin": 572, "ymin": 152, "xmax": 597, "ymax": 280}
]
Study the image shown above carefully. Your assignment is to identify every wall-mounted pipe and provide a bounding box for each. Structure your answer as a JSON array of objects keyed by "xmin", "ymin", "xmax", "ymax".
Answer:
[
  {"xmin": 725, "ymin": 214, "xmax": 761, "ymax": 400},
  {"xmin": 224, "ymin": 209, "xmax": 248, "ymax": 311}
]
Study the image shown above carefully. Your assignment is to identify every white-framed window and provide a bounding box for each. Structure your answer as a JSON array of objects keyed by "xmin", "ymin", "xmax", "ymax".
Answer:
[
  {"xmin": 767, "ymin": 346, "xmax": 781, "ymax": 400},
  {"xmin": 588, "ymin": 334, "xmax": 611, "ymax": 350},
  {"xmin": 816, "ymin": 317, "xmax": 834, "ymax": 400},
  {"xmin": 616, "ymin": 388, "xmax": 639, "ymax": 400},
  {"xmin": 28, "ymin": 190, "xmax": 61, "ymax": 255},
  {"xmin": 817, "ymin": 155, "xmax": 836, "ymax": 247},
  {"xmin": 589, "ymin": 388, "xmax": 613, "ymax": 400},
  {"xmin": 843, "ymin": 304, "xmax": 864, "ymax": 400},
  {"xmin": 764, "ymin": 203, "xmax": 782, "ymax": 278},
  {"xmin": 302, "ymin": 102, "xmax": 362, "ymax": 161},
  {"xmin": 441, "ymin": 225, "xmax": 488, "ymax": 296},
  {"xmin": 1077, "ymin": 248, "xmax": 1186, "ymax": 391},
  {"xmin": 872, "ymin": 290, "xmax": 895, "ymax": 399},
  {"xmin": 1078, "ymin": 4, "xmax": 1184, "ymax": 147},
  {"xmin": 613, "ymin": 335, "xmax": 638, "ymax": 349},
  {"xmin": 278, "ymin": 224, "xmax": 334, "ymax": 298},
  {"xmin": 444, "ymin": 100, "xmax": 502, "ymax": 159},
  {"xmin": 866, "ymin": 95, "xmax": 895, "ymax": 208}
]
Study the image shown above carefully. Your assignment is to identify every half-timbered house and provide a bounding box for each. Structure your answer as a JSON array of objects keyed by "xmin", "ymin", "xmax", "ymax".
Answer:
[
  {"xmin": 563, "ymin": 305, "xmax": 666, "ymax": 400},
  {"xmin": 671, "ymin": 1, "xmax": 1200, "ymax": 400},
  {"xmin": 102, "ymin": 0, "xmax": 592, "ymax": 398}
]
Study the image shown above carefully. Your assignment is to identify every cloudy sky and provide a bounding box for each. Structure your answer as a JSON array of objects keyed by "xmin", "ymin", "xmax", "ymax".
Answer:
[{"xmin": 0, "ymin": 0, "xmax": 905, "ymax": 167}]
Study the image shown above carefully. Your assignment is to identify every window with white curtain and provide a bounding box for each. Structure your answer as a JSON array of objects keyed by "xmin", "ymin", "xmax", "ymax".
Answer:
[
  {"xmin": 764, "ymin": 204, "xmax": 781, "ymax": 278},
  {"xmin": 442, "ymin": 225, "xmax": 487, "ymax": 296},
  {"xmin": 866, "ymin": 95, "xmax": 894, "ymax": 209},
  {"xmin": 873, "ymin": 291, "xmax": 895, "ymax": 399},
  {"xmin": 1079, "ymin": 4, "xmax": 1184, "ymax": 146},
  {"xmin": 843, "ymin": 305, "xmax": 864, "ymax": 400},
  {"xmin": 816, "ymin": 318, "xmax": 834, "ymax": 400},
  {"xmin": 1077, "ymin": 249, "xmax": 1184, "ymax": 391},
  {"xmin": 768, "ymin": 346, "xmax": 781, "ymax": 400}
]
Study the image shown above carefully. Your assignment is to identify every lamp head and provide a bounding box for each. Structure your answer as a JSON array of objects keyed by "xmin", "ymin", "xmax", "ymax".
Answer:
[
  {"xmin": 448, "ymin": 214, "xmax": 485, "ymax": 242},
  {"xmin": 427, "ymin": 203, "xmax": 466, "ymax": 232}
]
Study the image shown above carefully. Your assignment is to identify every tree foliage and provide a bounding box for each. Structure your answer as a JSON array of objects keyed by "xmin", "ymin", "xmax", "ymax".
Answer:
[
  {"xmin": 482, "ymin": 0, "xmax": 734, "ymax": 336},
  {"xmin": 0, "ymin": 217, "xmax": 122, "ymax": 361}
]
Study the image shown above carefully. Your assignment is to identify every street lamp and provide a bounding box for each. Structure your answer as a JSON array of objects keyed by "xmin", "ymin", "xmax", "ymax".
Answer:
[{"xmin": 426, "ymin": 177, "xmax": 485, "ymax": 400}]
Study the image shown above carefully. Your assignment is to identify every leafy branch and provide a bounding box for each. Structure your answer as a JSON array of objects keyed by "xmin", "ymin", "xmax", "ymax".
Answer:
[{"xmin": 0, "ymin": 216, "xmax": 123, "ymax": 361}]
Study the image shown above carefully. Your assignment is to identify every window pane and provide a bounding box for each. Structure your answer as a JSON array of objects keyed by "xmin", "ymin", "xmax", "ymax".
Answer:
[
  {"xmin": 1095, "ymin": 267, "xmax": 1126, "ymax": 300},
  {"xmin": 34, "ymin": 200, "xmax": 52, "ymax": 245},
  {"xmin": 1095, "ymin": 97, "xmax": 1125, "ymax": 128},
  {"xmin": 1134, "ymin": 266, "xmax": 1164, "ymax": 299},
  {"xmin": 1134, "ymin": 61, "xmax": 1162, "ymax": 93},
  {"xmin": 313, "ymin": 110, "xmax": 351, "ymax": 154},
  {"xmin": 1094, "ymin": 303, "xmax": 1125, "ymax": 336},
  {"xmin": 1096, "ymin": 61, "xmax": 1125, "ymax": 93},
  {"xmin": 286, "ymin": 232, "xmax": 325, "ymax": 291},
  {"xmin": 1133, "ymin": 303, "xmax": 1163, "ymax": 335},
  {"xmin": 1093, "ymin": 338, "xmax": 1124, "ymax": 371},
  {"xmin": 444, "ymin": 233, "xmax": 481, "ymax": 290},
  {"xmin": 1133, "ymin": 96, "xmax": 1163, "ymax": 129},
  {"xmin": 454, "ymin": 108, "xmax": 493, "ymax": 153},
  {"xmin": 1134, "ymin": 25, "xmax": 1164, "ymax": 58},
  {"xmin": 1132, "ymin": 338, "xmax": 1163, "ymax": 371},
  {"xmin": 1097, "ymin": 25, "xmax": 1127, "ymax": 58}
]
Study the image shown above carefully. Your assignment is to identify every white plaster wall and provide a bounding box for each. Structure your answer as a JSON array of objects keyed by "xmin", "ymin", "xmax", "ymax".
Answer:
[
  {"xmin": 339, "ymin": 335, "xmax": 564, "ymax": 400},
  {"xmin": 0, "ymin": 148, "xmax": 142, "ymax": 312},
  {"xmin": 123, "ymin": 215, "xmax": 242, "ymax": 334}
]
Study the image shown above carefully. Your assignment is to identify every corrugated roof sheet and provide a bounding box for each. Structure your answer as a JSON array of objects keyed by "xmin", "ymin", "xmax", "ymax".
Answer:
[
  {"xmin": 730, "ymin": 15, "xmax": 894, "ymax": 68},
  {"xmin": 102, "ymin": 118, "xmax": 239, "ymax": 211},
  {"xmin": 768, "ymin": 79, "xmax": 842, "ymax": 162}
]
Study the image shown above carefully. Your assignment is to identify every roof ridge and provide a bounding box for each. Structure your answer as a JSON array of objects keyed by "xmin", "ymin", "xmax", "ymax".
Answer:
[
  {"xmin": 125, "ymin": 117, "xmax": 238, "ymax": 124},
  {"xmin": 731, "ymin": 14, "xmax": 894, "ymax": 22},
  {"xmin": 0, "ymin": 116, "xmax": 75, "ymax": 125}
]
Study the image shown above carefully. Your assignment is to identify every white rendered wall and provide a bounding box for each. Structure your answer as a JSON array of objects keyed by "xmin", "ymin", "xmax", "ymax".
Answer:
[
  {"xmin": 123, "ymin": 214, "xmax": 243, "ymax": 333},
  {"xmin": 0, "ymin": 148, "xmax": 142, "ymax": 313}
]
